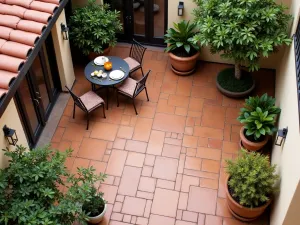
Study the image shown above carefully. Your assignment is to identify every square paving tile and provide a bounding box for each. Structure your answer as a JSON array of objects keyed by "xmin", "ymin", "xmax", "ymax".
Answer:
[
  {"xmin": 122, "ymin": 196, "xmax": 146, "ymax": 216},
  {"xmin": 152, "ymin": 156, "xmax": 178, "ymax": 181},
  {"xmin": 106, "ymin": 150, "xmax": 127, "ymax": 176},
  {"xmin": 153, "ymin": 113, "xmax": 186, "ymax": 133},
  {"xmin": 77, "ymin": 138, "xmax": 107, "ymax": 160},
  {"xmin": 151, "ymin": 188, "xmax": 179, "ymax": 217},
  {"xmin": 90, "ymin": 122, "xmax": 119, "ymax": 141},
  {"xmin": 187, "ymin": 186, "xmax": 217, "ymax": 215}
]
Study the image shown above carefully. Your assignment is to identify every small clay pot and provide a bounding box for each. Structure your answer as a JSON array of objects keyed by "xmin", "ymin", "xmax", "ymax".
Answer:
[
  {"xmin": 240, "ymin": 127, "xmax": 268, "ymax": 151},
  {"xmin": 169, "ymin": 51, "xmax": 200, "ymax": 76},
  {"xmin": 225, "ymin": 175, "xmax": 271, "ymax": 221}
]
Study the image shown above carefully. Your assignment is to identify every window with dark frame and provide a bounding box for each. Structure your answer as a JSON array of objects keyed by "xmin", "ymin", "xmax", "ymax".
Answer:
[{"xmin": 294, "ymin": 19, "xmax": 300, "ymax": 122}]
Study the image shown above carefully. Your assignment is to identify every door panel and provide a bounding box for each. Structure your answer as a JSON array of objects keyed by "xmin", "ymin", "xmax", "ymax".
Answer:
[{"xmin": 105, "ymin": 0, "xmax": 167, "ymax": 46}]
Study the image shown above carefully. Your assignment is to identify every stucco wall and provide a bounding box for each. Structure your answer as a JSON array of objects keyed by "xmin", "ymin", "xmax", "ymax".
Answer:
[
  {"xmin": 0, "ymin": 100, "xmax": 29, "ymax": 169},
  {"xmin": 270, "ymin": 1, "xmax": 300, "ymax": 225},
  {"xmin": 52, "ymin": 9, "xmax": 75, "ymax": 91}
]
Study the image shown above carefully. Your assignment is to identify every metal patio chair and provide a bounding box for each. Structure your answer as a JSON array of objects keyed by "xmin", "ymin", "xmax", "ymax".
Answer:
[
  {"xmin": 116, "ymin": 70, "xmax": 151, "ymax": 115},
  {"xmin": 65, "ymin": 86, "xmax": 106, "ymax": 130},
  {"xmin": 124, "ymin": 39, "xmax": 147, "ymax": 77}
]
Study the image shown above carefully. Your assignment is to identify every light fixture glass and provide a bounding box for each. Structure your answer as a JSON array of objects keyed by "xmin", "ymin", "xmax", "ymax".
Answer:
[
  {"xmin": 178, "ymin": 1, "xmax": 184, "ymax": 16},
  {"xmin": 3, "ymin": 125, "xmax": 18, "ymax": 146},
  {"xmin": 61, "ymin": 23, "xmax": 69, "ymax": 40},
  {"xmin": 275, "ymin": 127, "xmax": 288, "ymax": 146}
]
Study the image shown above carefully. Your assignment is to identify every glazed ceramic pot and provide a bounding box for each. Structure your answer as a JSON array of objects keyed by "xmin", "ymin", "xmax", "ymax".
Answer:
[
  {"xmin": 225, "ymin": 175, "xmax": 271, "ymax": 221},
  {"xmin": 240, "ymin": 127, "xmax": 268, "ymax": 151},
  {"xmin": 88, "ymin": 202, "xmax": 107, "ymax": 224},
  {"xmin": 169, "ymin": 51, "xmax": 200, "ymax": 76}
]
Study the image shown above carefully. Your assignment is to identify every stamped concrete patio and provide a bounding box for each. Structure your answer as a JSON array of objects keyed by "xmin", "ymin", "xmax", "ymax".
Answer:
[{"xmin": 51, "ymin": 45, "xmax": 274, "ymax": 225}]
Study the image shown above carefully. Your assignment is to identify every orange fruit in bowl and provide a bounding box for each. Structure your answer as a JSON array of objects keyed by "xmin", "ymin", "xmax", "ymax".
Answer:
[{"xmin": 104, "ymin": 61, "xmax": 112, "ymax": 71}]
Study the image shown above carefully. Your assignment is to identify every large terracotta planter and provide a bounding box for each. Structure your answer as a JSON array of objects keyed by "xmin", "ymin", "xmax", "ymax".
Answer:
[
  {"xmin": 225, "ymin": 175, "xmax": 271, "ymax": 221},
  {"xmin": 169, "ymin": 51, "xmax": 200, "ymax": 76},
  {"xmin": 88, "ymin": 46, "xmax": 111, "ymax": 60},
  {"xmin": 240, "ymin": 127, "xmax": 268, "ymax": 151},
  {"xmin": 88, "ymin": 201, "xmax": 107, "ymax": 224}
]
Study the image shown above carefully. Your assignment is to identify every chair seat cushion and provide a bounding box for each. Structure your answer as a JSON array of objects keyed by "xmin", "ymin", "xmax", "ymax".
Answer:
[
  {"xmin": 117, "ymin": 77, "xmax": 137, "ymax": 96},
  {"xmin": 124, "ymin": 57, "xmax": 140, "ymax": 71},
  {"xmin": 79, "ymin": 91, "xmax": 104, "ymax": 111}
]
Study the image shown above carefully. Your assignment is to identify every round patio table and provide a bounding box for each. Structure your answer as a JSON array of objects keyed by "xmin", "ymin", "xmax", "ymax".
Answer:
[{"xmin": 84, "ymin": 56, "xmax": 130, "ymax": 110}]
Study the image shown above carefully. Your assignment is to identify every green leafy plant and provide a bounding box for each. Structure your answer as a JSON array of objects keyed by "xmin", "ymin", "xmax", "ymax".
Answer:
[
  {"xmin": 82, "ymin": 189, "xmax": 106, "ymax": 217},
  {"xmin": 0, "ymin": 145, "xmax": 106, "ymax": 225},
  {"xmin": 226, "ymin": 149, "xmax": 279, "ymax": 208},
  {"xmin": 193, "ymin": 0, "xmax": 292, "ymax": 79},
  {"xmin": 164, "ymin": 20, "xmax": 200, "ymax": 57},
  {"xmin": 238, "ymin": 93, "xmax": 281, "ymax": 141},
  {"xmin": 70, "ymin": 0, "xmax": 122, "ymax": 55}
]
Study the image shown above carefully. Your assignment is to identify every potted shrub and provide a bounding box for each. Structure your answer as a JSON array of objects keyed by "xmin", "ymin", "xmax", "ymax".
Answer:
[
  {"xmin": 82, "ymin": 186, "xmax": 107, "ymax": 224},
  {"xmin": 238, "ymin": 93, "xmax": 281, "ymax": 151},
  {"xmin": 0, "ymin": 145, "xmax": 107, "ymax": 225},
  {"xmin": 164, "ymin": 20, "xmax": 200, "ymax": 75},
  {"xmin": 69, "ymin": 0, "xmax": 122, "ymax": 59},
  {"xmin": 225, "ymin": 149, "xmax": 279, "ymax": 221},
  {"xmin": 193, "ymin": 0, "xmax": 292, "ymax": 97}
]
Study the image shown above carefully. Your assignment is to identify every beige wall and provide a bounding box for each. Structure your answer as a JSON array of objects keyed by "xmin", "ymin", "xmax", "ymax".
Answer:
[
  {"xmin": 270, "ymin": 1, "xmax": 300, "ymax": 225},
  {"xmin": 0, "ymin": 100, "xmax": 28, "ymax": 169},
  {"xmin": 52, "ymin": 10, "xmax": 75, "ymax": 91}
]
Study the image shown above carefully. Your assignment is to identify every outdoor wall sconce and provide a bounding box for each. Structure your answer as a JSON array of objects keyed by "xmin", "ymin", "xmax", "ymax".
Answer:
[
  {"xmin": 178, "ymin": 1, "xmax": 184, "ymax": 16},
  {"xmin": 3, "ymin": 125, "xmax": 18, "ymax": 146},
  {"xmin": 61, "ymin": 23, "xmax": 69, "ymax": 40},
  {"xmin": 275, "ymin": 127, "xmax": 288, "ymax": 146}
]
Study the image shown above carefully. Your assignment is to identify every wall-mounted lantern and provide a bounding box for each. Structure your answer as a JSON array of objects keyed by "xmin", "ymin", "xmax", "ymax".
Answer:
[
  {"xmin": 61, "ymin": 23, "xmax": 69, "ymax": 40},
  {"xmin": 275, "ymin": 127, "xmax": 288, "ymax": 146},
  {"xmin": 178, "ymin": 1, "xmax": 184, "ymax": 16},
  {"xmin": 3, "ymin": 125, "xmax": 18, "ymax": 146}
]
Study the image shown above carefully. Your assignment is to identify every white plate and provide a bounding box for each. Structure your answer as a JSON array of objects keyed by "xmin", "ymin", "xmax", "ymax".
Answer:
[
  {"xmin": 94, "ymin": 56, "xmax": 109, "ymax": 66},
  {"xmin": 109, "ymin": 70, "xmax": 125, "ymax": 80}
]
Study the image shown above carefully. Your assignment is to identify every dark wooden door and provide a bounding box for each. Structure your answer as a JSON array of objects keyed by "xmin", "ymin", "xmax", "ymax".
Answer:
[{"xmin": 105, "ymin": 0, "xmax": 167, "ymax": 46}]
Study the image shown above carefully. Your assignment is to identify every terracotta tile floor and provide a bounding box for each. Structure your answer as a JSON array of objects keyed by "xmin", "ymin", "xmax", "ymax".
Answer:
[{"xmin": 52, "ymin": 45, "xmax": 274, "ymax": 225}]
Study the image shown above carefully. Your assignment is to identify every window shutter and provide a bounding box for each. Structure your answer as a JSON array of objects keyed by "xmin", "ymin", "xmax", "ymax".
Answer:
[{"xmin": 294, "ymin": 20, "xmax": 300, "ymax": 122}]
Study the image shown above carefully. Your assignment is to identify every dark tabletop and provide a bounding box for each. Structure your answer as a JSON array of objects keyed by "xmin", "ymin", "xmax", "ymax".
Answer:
[{"xmin": 84, "ymin": 56, "xmax": 130, "ymax": 86}]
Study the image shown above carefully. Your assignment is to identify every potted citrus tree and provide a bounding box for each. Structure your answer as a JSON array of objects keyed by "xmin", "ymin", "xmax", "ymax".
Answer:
[
  {"xmin": 238, "ymin": 93, "xmax": 281, "ymax": 151},
  {"xmin": 164, "ymin": 20, "xmax": 200, "ymax": 75},
  {"xmin": 225, "ymin": 149, "xmax": 279, "ymax": 221},
  {"xmin": 193, "ymin": 0, "xmax": 292, "ymax": 97},
  {"xmin": 0, "ymin": 145, "xmax": 107, "ymax": 225},
  {"xmin": 69, "ymin": 0, "xmax": 122, "ymax": 59}
]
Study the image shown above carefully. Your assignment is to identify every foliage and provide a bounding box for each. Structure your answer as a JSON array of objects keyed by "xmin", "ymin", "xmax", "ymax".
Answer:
[
  {"xmin": 238, "ymin": 93, "xmax": 281, "ymax": 140},
  {"xmin": 82, "ymin": 190, "xmax": 105, "ymax": 217},
  {"xmin": 226, "ymin": 149, "xmax": 279, "ymax": 208},
  {"xmin": 164, "ymin": 20, "xmax": 200, "ymax": 56},
  {"xmin": 69, "ymin": 0, "xmax": 122, "ymax": 55},
  {"xmin": 193, "ymin": 0, "xmax": 292, "ymax": 72},
  {"xmin": 217, "ymin": 68, "xmax": 253, "ymax": 92},
  {"xmin": 0, "ymin": 145, "xmax": 106, "ymax": 225}
]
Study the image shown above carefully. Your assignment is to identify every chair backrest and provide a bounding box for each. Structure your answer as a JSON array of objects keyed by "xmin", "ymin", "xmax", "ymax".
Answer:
[
  {"xmin": 129, "ymin": 39, "xmax": 147, "ymax": 64},
  {"xmin": 65, "ymin": 86, "xmax": 88, "ymax": 112},
  {"xmin": 133, "ymin": 70, "xmax": 151, "ymax": 97}
]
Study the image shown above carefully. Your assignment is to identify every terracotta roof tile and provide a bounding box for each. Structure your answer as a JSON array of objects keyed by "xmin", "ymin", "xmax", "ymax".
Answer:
[{"xmin": 0, "ymin": 0, "xmax": 60, "ymax": 100}]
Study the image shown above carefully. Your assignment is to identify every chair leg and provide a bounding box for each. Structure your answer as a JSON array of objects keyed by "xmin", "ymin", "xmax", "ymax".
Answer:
[
  {"xmin": 86, "ymin": 112, "xmax": 89, "ymax": 130},
  {"xmin": 145, "ymin": 87, "xmax": 150, "ymax": 101},
  {"xmin": 103, "ymin": 104, "xmax": 106, "ymax": 118},
  {"xmin": 116, "ymin": 92, "xmax": 119, "ymax": 107},
  {"xmin": 73, "ymin": 103, "xmax": 76, "ymax": 118},
  {"xmin": 132, "ymin": 98, "xmax": 138, "ymax": 115},
  {"xmin": 141, "ymin": 67, "xmax": 144, "ymax": 77}
]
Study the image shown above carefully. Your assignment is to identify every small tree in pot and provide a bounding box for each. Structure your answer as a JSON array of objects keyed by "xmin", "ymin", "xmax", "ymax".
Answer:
[
  {"xmin": 193, "ymin": 0, "xmax": 292, "ymax": 97},
  {"xmin": 225, "ymin": 149, "xmax": 279, "ymax": 221},
  {"xmin": 238, "ymin": 93, "xmax": 281, "ymax": 151},
  {"xmin": 69, "ymin": 0, "xmax": 122, "ymax": 58},
  {"xmin": 165, "ymin": 20, "xmax": 200, "ymax": 75}
]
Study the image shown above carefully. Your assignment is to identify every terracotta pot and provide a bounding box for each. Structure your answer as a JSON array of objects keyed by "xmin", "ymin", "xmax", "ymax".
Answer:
[
  {"xmin": 225, "ymin": 175, "xmax": 271, "ymax": 221},
  {"xmin": 169, "ymin": 51, "xmax": 200, "ymax": 76},
  {"xmin": 88, "ymin": 46, "xmax": 111, "ymax": 60},
  {"xmin": 88, "ymin": 201, "xmax": 107, "ymax": 224},
  {"xmin": 240, "ymin": 127, "xmax": 268, "ymax": 151}
]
